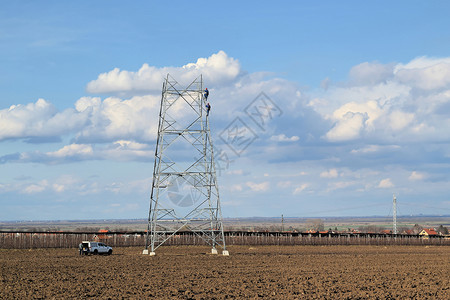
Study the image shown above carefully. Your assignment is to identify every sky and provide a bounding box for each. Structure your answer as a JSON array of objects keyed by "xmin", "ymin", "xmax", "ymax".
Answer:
[{"xmin": 1, "ymin": 1, "xmax": 450, "ymax": 221}]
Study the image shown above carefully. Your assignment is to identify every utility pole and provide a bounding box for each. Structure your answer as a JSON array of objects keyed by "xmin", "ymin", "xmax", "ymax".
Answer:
[{"xmin": 393, "ymin": 194, "xmax": 397, "ymax": 235}]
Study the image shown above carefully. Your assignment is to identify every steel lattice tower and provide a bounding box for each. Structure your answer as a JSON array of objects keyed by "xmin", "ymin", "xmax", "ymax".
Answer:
[
  {"xmin": 143, "ymin": 74, "xmax": 228, "ymax": 256},
  {"xmin": 393, "ymin": 194, "xmax": 397, "ymax": 235}
]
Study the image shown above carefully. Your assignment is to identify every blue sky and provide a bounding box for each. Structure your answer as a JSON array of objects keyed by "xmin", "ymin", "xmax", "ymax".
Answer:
[{"xmin": 1, "ymin": 1, "xmax": 450, "ymax": 220}]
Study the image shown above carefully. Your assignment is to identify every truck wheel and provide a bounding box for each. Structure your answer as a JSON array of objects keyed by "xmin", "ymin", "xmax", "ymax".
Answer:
[
  {"xmin": 94, "ymin": 250, "xmax": 98, "ymax": 255},
  {"xmin": 108, "ymin": 250, "xmax": 112, "ymax": 255}
]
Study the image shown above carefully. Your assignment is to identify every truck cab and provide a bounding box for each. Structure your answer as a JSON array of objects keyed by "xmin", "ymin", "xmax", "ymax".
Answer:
[{"xmin": 81, "ymin": 241, "xmax": 113, "ymax": 255}]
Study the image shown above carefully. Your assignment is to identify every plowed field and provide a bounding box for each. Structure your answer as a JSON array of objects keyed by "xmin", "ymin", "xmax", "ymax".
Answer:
[{"xmin": 1, "ymin": 246, "xmax": 449, "ymax": 299}]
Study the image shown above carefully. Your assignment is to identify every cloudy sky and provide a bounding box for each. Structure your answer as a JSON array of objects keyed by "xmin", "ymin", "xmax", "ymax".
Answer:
[{"xmin": 1, "ymin": 1, "xmax": 450, "ymax": 220}]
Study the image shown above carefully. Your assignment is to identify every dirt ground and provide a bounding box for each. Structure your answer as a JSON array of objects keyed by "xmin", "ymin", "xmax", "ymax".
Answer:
[{"xmin": 1, "ymin": 245, "xmax": 449, "ymax": 299}]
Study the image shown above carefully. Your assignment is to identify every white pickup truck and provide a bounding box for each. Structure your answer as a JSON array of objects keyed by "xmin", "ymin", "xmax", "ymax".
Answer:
[{"xmin": 80, "ymin": 241, "xmax": 113, "ymax": 255}]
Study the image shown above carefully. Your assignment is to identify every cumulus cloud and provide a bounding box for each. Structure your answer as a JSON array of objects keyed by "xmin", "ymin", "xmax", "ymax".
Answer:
[
  {"xmin": 311, "ymin": 56, "xmax": 450, "ymax": 143},
  {"xmin": 0, "ymin": 99, "xmax": 89, "ymax": 142},
  {"xmin": 0, "ymin": 140, "xmax": 154, "ymax": 164},
  {"xmin": 3, "ymin": 52, "xmax": 450, "ymax": 218},
  {"xmin": 48, "ymin": 144, "xmax": 93, "ymax": 158},
  {"xmin": 270, "ymin": 134, "xmax": 299, "ymax": 142},
  {"xmin": 326, "ymin": 111, "xmax": 367, "ymax": 141},
  {"xmin": 378, "ymin": 178, "xmax": 394, "ymax": 188},
  {"xmin": 349, "ymin": 61, "xmax": 394, "ymax": 85},
  {"xmin": 74, "ymin": 95, "xmax": 160, "ymax": 143},
  {"xmin": 86, "ymin": 51, "xmax": 241, "ymax": 94},
  {"xmin": 0, "ymin": 53, "xmax": 305, "ymax": 164},
  {"xmin": 0, "ymin": 94, "xmax": 162, "ymax": 145},
  {"xmin": 293, "ymin": 183, "xmax": 309, "ymax": 195},
  {"xmin": 394, "ymin": 56, "xmax": 450, "ymax": 90},
  {"xmin": 103, "ymin": 140, "xmax": 153, "ymax": 161},
  {"xmin": 230, "ymin": 184, "xmax": 243, "ymax": 192},
  {"xmin": 3, "ymin": 53, "xmax": 450, "ymax": 174},
  {"xmin": 408, "ymin": 171, "xmax": 426, "ymax": 181},
  {"xmin": 0, "ymin": 174, "xmax": 151, "ymax": 197},
  {"xmin": 0, "ymin": 144, "xmax": 94, "ymax": 164},
  {"xmin": 350, "ymin": 145, "xmax": 401, "ymax": 154},
  {"xmin": 246, "ymin": 181, "xmax": 269, "ymax": 192},
  {"xmin": 328, "ymin": 181, "xmax": 356, "ymax": 191},
  {"xmin": 23, "ymin": 180, "xmax": 49, "ymax": 194},
  {"xmin": 52, "ymin": 184, "xmax": 65, "ymax": 193},
  {"xmin": 320, "ymin": 169, "xmax": 339, "ymax": 178},
  {"xmin": 388, "ymin": 110, "xmax": 415, "ymax": 131},
  {"xmin": 1, "ymin": 50, "xmax": 307, "ymax": 156},
  {"xmin": 226, "ymin": 169, "xmax": 245, "ymax": 176}
]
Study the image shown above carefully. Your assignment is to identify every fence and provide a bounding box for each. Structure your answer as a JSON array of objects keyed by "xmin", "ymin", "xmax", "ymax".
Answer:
[{"xmin": 0, "ymin": 231, "xmax": 448, "ymax": 249}]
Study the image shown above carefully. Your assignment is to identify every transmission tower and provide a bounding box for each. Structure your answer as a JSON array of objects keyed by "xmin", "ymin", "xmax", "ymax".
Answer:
[
  {"xmin": 392, "ymin": 194, "xmax": 397, "ymax": 235},
  {"xmin": 143, "ymin": 74, "xmax": 228, "ymax": 256}
]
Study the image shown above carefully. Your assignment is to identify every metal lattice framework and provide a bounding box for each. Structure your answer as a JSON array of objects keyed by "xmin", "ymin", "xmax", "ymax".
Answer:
[
  {"xmin": 393, "ymin": 194, "xmax": 397, "ymax": 235},
  {"xmin": 143, "ymin": 74, "xmax": 228, "ymax": 256}
]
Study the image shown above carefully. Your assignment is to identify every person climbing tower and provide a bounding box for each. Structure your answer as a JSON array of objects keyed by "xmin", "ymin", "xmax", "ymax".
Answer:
[
  {"xmin": 206, "ymin": 102, "xmax": 211, "ymax": 116},
  {"xmin": 204, "ymin": 88, "xmax": 209, "ymax": 100}
]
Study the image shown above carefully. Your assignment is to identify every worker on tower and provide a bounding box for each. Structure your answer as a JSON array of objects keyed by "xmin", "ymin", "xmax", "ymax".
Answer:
[
  {"xmin": 204, "ymin": 88, "xmax": 209, "ymax": 100},
  {"xmin": 206, "ymin": 102, "xmax": 211, "ymax": 116}
]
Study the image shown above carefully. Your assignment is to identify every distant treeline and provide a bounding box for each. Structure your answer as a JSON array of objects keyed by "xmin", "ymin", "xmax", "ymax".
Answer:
[{"xmin": 1, "ymin": 231, "xmax": 449, "ymax": 249}]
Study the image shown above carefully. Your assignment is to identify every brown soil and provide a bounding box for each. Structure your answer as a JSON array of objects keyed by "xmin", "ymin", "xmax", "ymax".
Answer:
[{"xmin": 1, "ymin": 246, "xmax": 449, "ymax": 299}]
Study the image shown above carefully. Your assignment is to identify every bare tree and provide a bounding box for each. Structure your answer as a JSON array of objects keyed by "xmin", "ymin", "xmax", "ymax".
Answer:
[
  {"xmin": 412, "ymin": 224, "xmax": 423, "ymax": 234},
  {"xmin": 437, "ymin": 225, "xmax": 448, "ymax": 235},
  {"xmin": 306, "ymin": 219, "xmax": 324, "ymax": 232}
]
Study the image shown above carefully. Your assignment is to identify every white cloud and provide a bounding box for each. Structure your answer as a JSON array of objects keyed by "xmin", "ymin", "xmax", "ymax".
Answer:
[
  {"xmin": 86, "ymin": 51, "xmax": 241, "ymax": 94},
  {"xmin": 246, "ymin": 181, "xmax": 269, "ymax": 192},
  {"xmin": 332, "ymin": 100, "xmax": 382, "ymax": 128},
  {"xmin": 103, "ymin": 140, "xmax": 153, "ymax": 161},
  {"xmin": 74, "ymin": 95, "xmax": 160, "ymax": 143},
  {"xmin": 326, "ymin": 111, "xmax": 366, "ymax": 141},
  {"xmin": 388, "ymin": 110, "xmax": 415, "ymax": 131},
  {"xmin": 0, "ymin": 94, "xmax": 160, "ymax": 144},
  {"xmin": 325, "ymin": 100, "xmax": 383, "ymax": 141},
  {"xmin": 0, "ymin": 140, "xmax": 154, "ymax": 164},
  {"xmin": 3, "ymin": 51, "xmax": 450, "ymax": 219},
  {"xmin": 378, "ymin": 178, "xmax": 394, "ymax": 188},
  {"xmin": 23, "ymin": 180, "xmax": 48, "ymax": 194},
  {"xmin": 320, "ymin": 169, "xmax": 339, "ymax": 178},
  {"xmin": 2, "ymin": 52, "xmax": 450, "ymax": 186},
  {"xmin": 349, "ymin": 61, "xmax": 394, "ymax": 85},
  {"xmin": 394, "ymin": 56, "xmax": 450, "ymax": 90},
  {"xmin": 293, "ymin": 183, "xmax": 309, "ymax": 195},
  {"xmin": 48, "ymin": 144, "xmax": 93, "ymax": 158},
  {"xmin": 230, "ymin": 184, "xmax": 243, "ymax": 192},
  {"xmin": 0, "ymin": 99, "xmax": 89, "ymax": 142},
  {"xmin": 350, "ymin": 145, "xmax": 401, "ymax": 154},
  {"xmin": 226, "ymin": 169, "xmax": 244, "ymax": 176},
  {"xmin": 270, "ymin": 134, "xmax": 299, "ymax": 142},
  {"xmin": 312, "ymin": 56, "xmax": 450, "ymax": 143},
  {"xmin": 52, "ymin": 184, "xmax": 65, "ymax": 193},
  {"xmin": 277, "ymin": 181, "xmax": 292, "ymax": 188},
  {"xmin": 0, "ymin": 51, "xmax": 305, "ymax": 155},
  {"xmin": 408, "ymin": 171, "xmax": 426, "ymax": 181},
  {"xmin": 328, "ymin": 181, "xmax": 356, "ymax": 191},
  {"xmin": 1, "ymin": 174, "xmax": 151, "ymax": 197}
]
